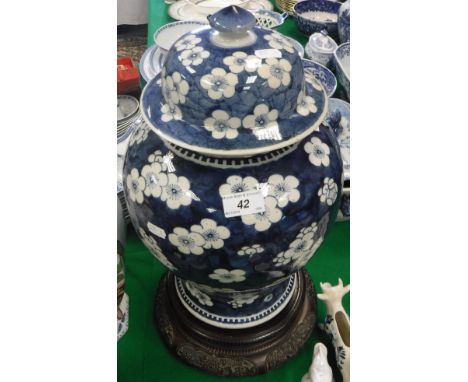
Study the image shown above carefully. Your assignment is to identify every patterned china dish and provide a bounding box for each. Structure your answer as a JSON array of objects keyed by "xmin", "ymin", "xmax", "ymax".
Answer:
[
  {"xmin": 334, "ymin": 42, "xmax": 350, "ymax": 99},
  {"xmin": 305, "ymin": 30, "xmax": 337, "ymax": 68},
  {"xmin": 250, "ymin": 9, "xmax": 288, "ymax": 29},
  {"xmin": 303, "ymin": 59, "xmax": 337, "ymax": 98},
  {"xmin": 293, "ymin": 0, "xmax": 341, "ymax": 40},
  {"xmin": 124, "ymin": 6, "xmax": 343, "ymax": 329}
]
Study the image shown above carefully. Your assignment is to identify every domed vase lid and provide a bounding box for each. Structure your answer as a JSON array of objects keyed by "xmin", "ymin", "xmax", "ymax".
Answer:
[{"xmin": 141, "ymin": 5, "xmax": 328, "ymax": 157}]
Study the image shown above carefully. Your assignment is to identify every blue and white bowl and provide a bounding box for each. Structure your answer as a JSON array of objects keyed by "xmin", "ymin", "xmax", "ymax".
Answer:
[
  {"xmin": 293, "ymin": 0, "xmax": 341, "ymax": 39},
  {"xmin": 303, "ymin": 59, "xmax": 337, "ymax": 97},
  {"xmin": 338, "ymin": 0, "xmax": 350, "ymax": 44},
  {"xmin": 334, "ymin": 42, "xmax": 350, "ymax": 99},
  {"xmin": 125, "ymin": 6, "xmax": 343, "ymax": 329}
]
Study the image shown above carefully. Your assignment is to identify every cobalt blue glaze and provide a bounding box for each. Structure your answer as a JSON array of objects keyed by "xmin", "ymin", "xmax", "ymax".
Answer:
[
  {"xmin": 123, "ymin": 122, "xmax": 343, "ymax": 323},
  {"xmin": 293, "ymin": 0, "xmax": 341, "ymax": 40},
  {"xmin": 143, "ymin": 74, "xmax": 326, "ymax": 153}
]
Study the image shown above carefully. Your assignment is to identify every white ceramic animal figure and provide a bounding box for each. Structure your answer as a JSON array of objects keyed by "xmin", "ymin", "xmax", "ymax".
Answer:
[
  {"xmin": 301, "ymin": 343, "xmax": 334, "ymax": 382},
  {"xmin": 318, "ymin": 278, "xmax": 350, "ymax": 382}
]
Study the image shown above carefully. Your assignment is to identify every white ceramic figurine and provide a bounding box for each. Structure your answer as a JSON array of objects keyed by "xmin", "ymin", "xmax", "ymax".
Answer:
[
  {"xmin": 318, "ymin": 279, "xmax": 350, "ymax": 382},
  {"xmin": 301, "ymin": 342, "xmax": 334, "ymax": 382}
]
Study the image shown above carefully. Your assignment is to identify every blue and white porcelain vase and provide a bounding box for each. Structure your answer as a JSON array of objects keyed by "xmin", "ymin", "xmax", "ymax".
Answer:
[{"xmin": 124, "ymin": 6, "xmax": 343, "ymax": 329}]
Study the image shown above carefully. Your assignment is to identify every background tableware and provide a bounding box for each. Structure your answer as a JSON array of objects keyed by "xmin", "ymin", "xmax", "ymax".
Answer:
[
  {"xmin": 302, "ymin": 59, "xmax": 337, "ymax": 97},
  {"xmin": 185, "ymin": 0, "xmax": 250, "ymax": 14},
  {"xmin": 334, "ymin": 42, "xmax": 350, "ymax": 99},
  {"xmin": 293, "ymin": 0, "xmax": 341, "ymax": 39},
  {"xmin": 338, "ymin": 0, "xmax": 350, "ymax": 43},
  {"xmin": 250, "ymin": 9, "xmax": 288, "ymax": 28},
  {"xmin": 325, "ymin": 97, "xmax": 350, "ymax": 221},
  {"xmin": 168, "ymin": 0, "xmax": 273, "ymax": 21},
  {"xmin": 277, "ymin": 0, "xmax": 301, "ymax": 15},
  {"xmin": 305, "ymin": 30, "xmax": 337, "ymax": 68},
  {"xmin": 153, "ymin": 20, "xmax": 207, "ymax": 54}
]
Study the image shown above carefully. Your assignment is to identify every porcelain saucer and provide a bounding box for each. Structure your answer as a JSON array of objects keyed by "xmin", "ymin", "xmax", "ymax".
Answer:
[
  {"xmin": 139, "ymin": 44, "xmax": 165, "ymax": 83},
  {"xmin": 169, "ymin": 0, "xmax": 273, "ymax": 22}
]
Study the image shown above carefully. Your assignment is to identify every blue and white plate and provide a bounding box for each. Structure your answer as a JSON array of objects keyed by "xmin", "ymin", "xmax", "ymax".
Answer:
[{"xmin": 302, "ymin": 59, "xmax": 337, "ymax": 97}]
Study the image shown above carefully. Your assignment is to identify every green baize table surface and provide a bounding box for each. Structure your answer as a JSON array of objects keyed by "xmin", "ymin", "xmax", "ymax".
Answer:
[{"xmin": 118, "ymin": 1, "xmax": 350, "ymax": 381}]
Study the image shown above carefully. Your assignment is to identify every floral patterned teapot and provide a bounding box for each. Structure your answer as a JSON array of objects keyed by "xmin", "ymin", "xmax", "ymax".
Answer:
[{"xmin": 124, "ymin": 5, "xmax": 343, "ymax": 329}]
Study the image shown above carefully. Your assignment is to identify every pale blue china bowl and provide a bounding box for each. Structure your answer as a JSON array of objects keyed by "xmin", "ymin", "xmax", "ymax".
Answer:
[{"xmin": 303, "ymin": 59, "xmax": 337, "ymax": 97}]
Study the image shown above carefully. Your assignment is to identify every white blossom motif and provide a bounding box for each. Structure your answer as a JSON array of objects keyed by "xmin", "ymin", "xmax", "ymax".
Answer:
[
  {"xmin": 126, "ymin": 168, "xmax": 145, "ymax": 204},
  {"xmin": 228, "ymin": 292, "xmax": 259, "ymax": 308},
  {"xmin": 163, "ymin": 72, "xmax": 188, "ymax": 106},
  {"xmin": 237, "ymin": 244, "xmax": 264, "ymax": 256},
  {"xmin": 179, "ymin": 46, "xmax": 210, "ymax": 67},
  {"xmin": 160, "ymin": 103, "xmax": 182, "ymax": 122},
  {"xmin": 128, "ymin": 123, "xmax": 149, "ymax": 146},
  {"xmin": 219, "ymin": 175, "xmax": 259, "ymax": 196},
  {"xmin": 161, "ymin": 173, "xmax": 192, "ymax": 209},
  {"xmin": 242, "ymin": 104, "xmax": 279, "ymax": 131},
  {"xmin": 318, "ymin": 177, "xmax": 338, "ymax": 206},
  {"xmin": 272, "ymin": 218, "xmax": 324, "ymax": 268},
  {"xmin": 297, "ymin": 222, "xmax": 318, "ymax": 239},
  {"xmin": 223, "ymin": 51, "xmax": 261, "ymax": 73},
  {"xmin": 273, "ymin": 230, "xmax": 316, "ymax": 267},
  {"xmin": 141, "ymin": 163, "xmax": 168, "ymax": 198},
  {"xmin": 264, "ymin": 33, "xmax": 296, "ymax": 53},
  {"xmin": 241, "ymin": 196, "xmax": 282, "ymax": 232},
  {"xmin": 296, "ymin": 91, "xmax": 318, "ymax": 116},
  {"xmin": 264, "ymin": 294, "xmax": 273, "ymax": 302},
  {"xmin": 174, "ymin": 34, "xmax": 201, "ymax": 51},
  {"xmin": 209, "ymin": 268, "xmax": 246, "ymax": 284},
  {"xmin": 203, "ymin": 110, "xmax": 241, "ymax": 140},
  {"xmin": 138, "ymin": 228, "xmax": 177, "ymax": 271},
  {"xmin": 258, "ymin": 58, "xmax": 292, "ymax": 89},
  {"xmin": 304, "ymin": 137, "xmax": 331, "ymax": 167},
  {"xmin": 267, "ymin": 174, "xmax": 300, "ymax": 207},
  {"xmin": 200, "ymin": 68, "xmax": 238, "ymax": 100},
  {"xmin": 293, "ymin": 237, "xmax": 324, "ymax": 268},
  {"xmin": 190, "ymin": 219, "xmax": 230, "ymax": 249},
  {"xmin": 168, "ymin": 227, "xmax": 205, "ymax": 255},
  {"xmin": 185, "ymin": 281, "xmax": 213, "ymax": 306},
  {"xmin": 272, "ymin": 251, "xmax": 293, "ymax": 266}
]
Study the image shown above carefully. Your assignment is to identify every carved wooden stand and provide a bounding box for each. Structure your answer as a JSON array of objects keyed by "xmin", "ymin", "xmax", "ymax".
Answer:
[{"xmin": 154, "ymin": 269, "xmax": 317, "ymax": 377}]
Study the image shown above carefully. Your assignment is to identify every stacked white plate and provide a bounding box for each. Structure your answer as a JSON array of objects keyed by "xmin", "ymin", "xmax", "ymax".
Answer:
[
  {"xmin": 168, "ymin": 0, "xmax": 273, "ymax": 22},
  {"xmin": 117, "ymin": 95, "xmax": 140, "ymax": 139}
]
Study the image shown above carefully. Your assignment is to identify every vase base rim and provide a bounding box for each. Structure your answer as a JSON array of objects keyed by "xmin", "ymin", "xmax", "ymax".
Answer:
[
  {"xmin": 174, "ymin": 274, "xmax": 297, "ymax": 329},
  {"xmin": 154, "ymin": 269, "xmax": 317, "ymax": 377}
]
